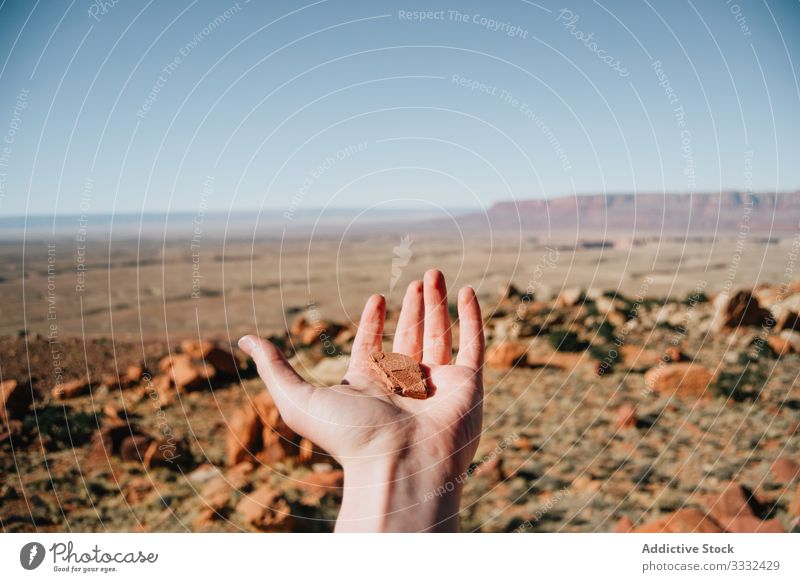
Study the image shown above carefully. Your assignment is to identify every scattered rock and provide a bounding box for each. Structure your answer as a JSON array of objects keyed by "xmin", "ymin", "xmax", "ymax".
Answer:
[
  {"xmin": 486, "ymin": 341, "xmax": 528, "ymax": 370},
  {"xmin": 635, "ymin": 508, "xmax": 722, "ymax": 533},
  {"xmin": 767, "ymin": 335, "xmax": 793, "ymax": 357},
  {"xmin": 225, "ymin": 391, "xmax": 312, "ymax": 466},
  {"xmin": 644, "ymin": 363, "xmax": 714, "ymax": 399},
  {"xmin": 612, "ymin": 516, "xmax": 634, "ymax": 532},
  {"xmin": 664, "ymin": 346, "xmax": 683, "ymax": 362},
  {"xmin": 771, "ymin": 458, "xmax": 800, "ymax": 483},
  {"xmin": 620, "ymin": 345, "xmax": 661, "ymax": 372},
  {"xmin": 712, "ymin": 290, "xmax": 771, "ymax": 331},
  {"xmin": 1, "ymin": 379, "xmax": 33, "ymax": 421},
  {"xmin": 236, "ymin": 485, "xmax": 294, "ymax": 531},
  {"xmin": 788, "ymin": 485, "xmax": 800, "ymax": 517},
  {"xmin": 615, "ymin": 404, "xmax": 637, "ymax": 430},
  {"xmin": 554, "ymin": 287, "xmax": 583, "ymax": 308},
  {"xmin": 52, "ymin": 377, "xmax": 92, "ymax": 399},
  {"xmin": 180, "ymin": 340, "xmax": 240, "ymax": 377}
]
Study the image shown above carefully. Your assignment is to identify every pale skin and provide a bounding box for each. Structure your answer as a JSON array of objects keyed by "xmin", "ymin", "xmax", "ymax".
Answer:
[{"xmin": 238, "ymin": 269, "xmax": 484, "ymax": 532}]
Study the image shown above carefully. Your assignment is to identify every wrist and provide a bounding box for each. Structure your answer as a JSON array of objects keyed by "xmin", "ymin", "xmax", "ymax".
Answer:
[{"xmin": 336, "ymin": 453, "xmax": 465, "ymax": 533}]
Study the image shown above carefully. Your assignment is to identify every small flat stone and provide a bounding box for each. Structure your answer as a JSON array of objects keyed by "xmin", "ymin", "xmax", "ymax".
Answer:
[{"xmin": 368, "ymin": 352, "xmax": 428, "ymax": 399}]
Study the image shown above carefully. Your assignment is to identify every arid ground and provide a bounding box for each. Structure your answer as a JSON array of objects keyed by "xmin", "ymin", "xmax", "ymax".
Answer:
[{"xmin": 1, "ymin": 225, "xmax": 799, "ymax": 532}]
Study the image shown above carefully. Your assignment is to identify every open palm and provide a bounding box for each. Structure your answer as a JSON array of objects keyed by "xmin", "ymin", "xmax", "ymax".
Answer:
[{"xmin": 240, "ymin": 270, "xmax": 485, "ymax": 477}]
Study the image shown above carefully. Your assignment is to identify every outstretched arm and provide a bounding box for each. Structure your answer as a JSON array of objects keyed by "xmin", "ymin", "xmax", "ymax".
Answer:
[{"xmin": 239, "ymin": 270, "xmax": 484, "ymax": 532}]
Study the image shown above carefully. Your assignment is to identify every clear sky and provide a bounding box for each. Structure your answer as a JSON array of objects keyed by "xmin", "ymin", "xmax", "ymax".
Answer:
[{"xmin": 0, "ymin": 0, "xmax": 798, "ymax": 216}]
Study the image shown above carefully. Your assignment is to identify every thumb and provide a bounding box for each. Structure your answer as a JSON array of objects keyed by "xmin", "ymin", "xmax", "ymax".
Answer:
[{"xmin": 238, "ymin": 335, "xmax": 314, "ymax": 429}]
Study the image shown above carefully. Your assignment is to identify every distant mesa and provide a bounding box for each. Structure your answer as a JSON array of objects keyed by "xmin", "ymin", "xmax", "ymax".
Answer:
[{"xmin": 455, "ymin": 191, "xmax": 800, "ymax": 235}]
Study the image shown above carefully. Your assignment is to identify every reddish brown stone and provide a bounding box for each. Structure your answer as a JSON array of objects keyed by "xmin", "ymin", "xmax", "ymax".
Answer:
[
  {"xmin": 613, "ymin": 516, "xmax": 634, "ymax": 532},
  {"xmin": 52, "ymin": 377, "xmax": 91, "ymax": 399},
  {"xmin": 722, "ymin": 516, "xmax": 784, "ymax": 533},
  {"xmin": 615, "ymin": 404, "xmax": 637, "ymax": 430},
  {"xmin": 236, "ymin": 485, "xmax": 294, "ymax": 531},
  {"xmin": 368, "ymin": 352, "xmax": 428, "ymax": 399},
  {"xmin": 771, "ymin": 457, "xmax": 800, "ymax": 483},
  {"xmin": 635, "ymin": 508, "xmax": 723, "ymax": 533},
  {"xmin": 485, "ymin": 341, "xmax": 528, "ymax": 370},
  {"xmin": 713, "ymin": 290, "xmax": 771, "ymax": 331},
  {"xmin": 1, "ymin": 379, "xmax": 32, "ymax": 421},
  {"xmin": 644, "ymin": 363, "xmax": 714, "ymax": 399}
]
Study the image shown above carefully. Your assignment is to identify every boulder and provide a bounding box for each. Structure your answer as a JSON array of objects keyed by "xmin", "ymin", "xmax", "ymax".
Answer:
[
  {"xmin": 620, "ymin": 345, "xmax": 661, "ymax": 372},
  {"xmin": 612, "ymin": 516, "xmax": 634, "ymax": 532},
  {"xmin": 485, "ymin": 341, "xmax": 528, "ymax": 370},
  {"xmin": 165, "ymin": 354, "xmax": 214, "ymax": 392},
  {"xmin": 1, "ymin": 379, "xmax": 33, "ymax": 421},
  {"xmin": 615, "ymin": 404, "xmax": 637, "ymax": 430},
  {"xmin": 767, "ymin": 335, "xmax": 793, "ymax": 357},
  {"xmin": 225, "ymin": 391, "xmax": 308, "ymax": 466},
  {"xmin": 771, "ymin": 457, "xmax": 800, "ymax": 483},
  {"xmin": 644, "ymin": 363, "xmax": 714, "ymax": 399},
  {"xmin": 712, "ymin": 290, "xmax": 771, "ymax": 331},
  {"xmin": 236, "ymin": 485, "xmax": 294, "ymax": 531},
  {"xmin": 180, "ymin": 340, "xmax": 240, "ymax": 377},
  {"xmin": 554, "ymin": 287, "xmax": 582, "ymax": 308},
  {"xmin": 635, "ymin": 508, "xmax": 722, "ymax": 533},
  {"xmin": 52, "ymin": 377, "xmax": 91, "ymax": 399},
  {"xmin": 225, "ymin": 401, "xmax": 262, "ymax": 466}
]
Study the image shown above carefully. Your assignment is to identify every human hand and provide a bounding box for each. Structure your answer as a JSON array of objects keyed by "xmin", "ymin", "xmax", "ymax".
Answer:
[{"xmin": 238, "ymin": 269, "xmax": 484, "ymax": 532}]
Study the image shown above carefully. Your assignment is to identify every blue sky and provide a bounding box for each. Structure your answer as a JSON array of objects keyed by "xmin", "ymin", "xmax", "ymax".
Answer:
[{"xmin": 0, "ymin": 0, "xmax": 798, "ymax": 215}]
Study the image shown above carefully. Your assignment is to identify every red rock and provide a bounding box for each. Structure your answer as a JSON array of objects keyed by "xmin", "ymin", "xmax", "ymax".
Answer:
[
  {"xmin": 723, "ymin": 516, "xmax": 784, "ymax": 533},
  {"xmin": 612, "ymin": 516, "xmax": 634, "ymax": 532},
  {"xmin": 472, "ymin": 455, "xmax": 504, "ymax": 482},
  {"xmin": 290, "ymin": 315, "xmax": 310, "ymax": 338},
  {"xmin": 236, "ymin": 485, "xmax": 294, "ymax": 531},
  {"xmin": 200, "ymin": 477, "xmax": 233, "ymax": 511},
  {"xmin": 368, "ymin": 352, "xmax": 428, "ymax": 399},
  {"xmin": 168, "ymin": 354, "xmax": 214, "ymax": 392},
  {"xmin": 225, "ymin": 402, "xmax": 262, "ymax": 466},
  {"xmin": 620, "ymin": 345, "xmax": 661, "ymax": 372},
  {"xmin": 706, "ymin": 482, "xmax": 755, "ymax": 524},
  {"xmin": 147, "ymin": 374, "xmax": 175, "ymax": 406},
  {"xmin": 180, "ymin": 340, "xmax": 240, "ymax": 376},
  {"xmin": 771, "ymin": 457, "xmax": 800, "ymax": 483},
  {"xmin": 554, "ymin": 287, "xmax": 582, "ymax": 308},
  {"xmin": 788, "ymin": 485, "xmax": 800, "ymax": 517},
  {"xmin": 143, "ymin": 439, "xmax": 183, "ymax": 468},
  {"xmin": 1, "ymin": 379, "xmax": 33, "ymax": 421},
  {"xmin": 226, "ymin": 391, "xmax": 304, "ymax": 466},
  {"xmin": 713, "ymin": 290, "xmax": 771, "ymax": 331},
  {"xmin": 644, "ymin": 363, "xmax": 714, "ymax": 399},
  {"xmin": 486, "ymin": 341, "xmax": 528, "ymax": 370},
  {"xmin": 52, "ymin": 377, "xmax": 91, "ymax": 399},
  {"xmin": 767, "ymin": 336, "xmax": 793, "ymax": 357},
  {"xmin": 635, "ymin": 508, "xmax": 723, "ymax": 533},
  {"xmin": 304, "ymin": 321, "xmax": 341, "ymax": 346},
  {"xmin": 90, "ymin": 424, "xmax": 135, "ymax": 461},
  {"xmin": 119, "ymin": 434, "xmax": 153, "ymax": 462},
  {"xmin": 124, "ymin": 477, "xmax": 154, "ymax": 503},
  {"xmin": 615, "ymin": 404, "xmax": 637, "ymax": 430},
  {"xmin": 776, "ymin": 310, "xmax": 800, "ymax": 332}
]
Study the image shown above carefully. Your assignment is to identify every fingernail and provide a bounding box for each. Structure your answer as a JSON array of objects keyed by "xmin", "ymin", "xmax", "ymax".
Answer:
[{"xmin": 238, "ymin": 335, "xmax": 256, "ymax": 353}]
